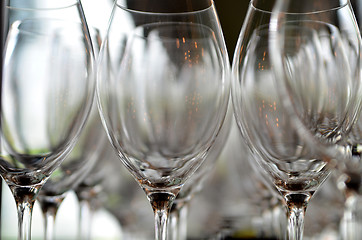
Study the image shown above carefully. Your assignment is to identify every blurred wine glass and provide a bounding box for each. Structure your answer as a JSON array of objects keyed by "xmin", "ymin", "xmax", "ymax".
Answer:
[
  {"xmin": 320, "ymin": 1, "xmax": 362, "ymax": 239},
  {"xmin": 97, "ymin": 1, "xmax": 230, "ymax": 239},
  {"xmin": 101, "ymin": 150, "xmax": 154, "ymax": 240},
  {"xmin": 74, "ymin": 130, "xmax": 113, "ymax": 240},
  {"xmin": 168, "ymin": 103, "xmax": 232, "ymax": 240},
  {"xmin": 36, "ymin": 101, "xmax": 106, "ymax": 240},
  {"xmin": 36, "ymin": 26, "xmax": 101, "ymax": 240},
  {"xmin": 223, "ymin": 117, "xmax": 286, "ymax": 240},
  {"xmin": 1, "ymin": 16, "xmax": 95, "ymax": 240},
  {"xmin": 334, "ymin": 109, "xmax": 362, "ymax": 240},
  {"xmin": 303, "ymin": 175, "xmax": 344, "ymax": 239}
]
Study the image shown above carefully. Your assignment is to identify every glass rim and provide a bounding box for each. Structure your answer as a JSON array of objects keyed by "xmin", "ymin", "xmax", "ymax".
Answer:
[
  {"xmin": 6, "ymin": 0, "xmax": 79, "ymax": 11},
  {"xmin": 251, "ymin": 0, "xmax": 349, "ymax": 15},
  {"xmin": 116, "ymin": 0, "xmax": 215, "ymax": 15}
]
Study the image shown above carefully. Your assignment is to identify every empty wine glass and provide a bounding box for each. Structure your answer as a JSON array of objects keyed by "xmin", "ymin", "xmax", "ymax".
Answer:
[
  {"xmin": 332, "ymin": 106, "xmax": 362, "ymax": 240},
  {"xmin": 225, "ymin": 117, "xmax": 286, "ymax": 239},
  {"xmin": 4, "ymin": 0, "xmax": 90, "ymax": 37},
  {"xmin": 97, "ymin": 1, "xmax": 230, "ymax": 239},
  {"xmin": 74, "ymin": 120, "xmax": 111, "ymax": 240},
  {"xmin": 267, "ymin": 0, "xmax": 362, "ymax": 239},
  {"xmin": 268, "ymin": 0, "xmax": 361, "ymax": 153},
  {"xmin": 35, "ymin": 26, "xmax": 101, "ymax": 240},
  {"xmin": 75, "ymin": 154, "xmax": 109, "ymax": 240},
  {"xmin": 168, "ymin": 103, "xmax": 232, "ymax": 240},
  {"xmin": 1, "ymin": 17, "xmax": 95, "ymax": 240},
  {"xmin": 231, "ymin": 1, "xmax": 360, "ymax": 239},
  {"xmin": 101, "ymin": 150, "xmax": 154, "ymax": 240},
  {"xmin": 303, "ymin": 175, "xmax": 344, "ymax": 239},
  {"xmin": 310, "ymin": 1, "xmax": 362, "ymax": 238},
  {"xmin": 36, "ymin": 99, "xmax": 106, "ymax": 240}
]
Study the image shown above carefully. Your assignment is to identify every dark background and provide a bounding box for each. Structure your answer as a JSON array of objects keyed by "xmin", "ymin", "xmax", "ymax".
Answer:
[{"xmin": 214, "ymin": 0, "xmax": 250, "ymax": 62}]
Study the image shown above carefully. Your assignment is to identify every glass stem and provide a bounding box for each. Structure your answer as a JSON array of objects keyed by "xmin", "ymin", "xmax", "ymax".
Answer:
[
  {"xmin": 169, "ymin": 200, "xmax": 188, "ymax": 240},
  {"xmin": 272, "ymin": 202, "xmax": 287, "ymax": 240},
  {"xmin": 148, "ymin": 192, "xmax": 176, "ymax": 240},
  {"xmin": 9, "ymin": 185, "xmax": 41, "ymax": 240},
  {"xmin": 38, "ymin": 195, "xmax": 65, "ymax": 240},
  {"xmin": 340, "ymin": 192, "xmax": 361, "ymax": 240},
  {"xmin": 78, "ymin": 199, "xmax": 93, "ymax": 240},
  {"xmin": 177, "ymin": 204, "xmax": 188, "ymax": 240},
  {"xmin": 43, "ymin": 208, "xmax": 56, "ymax": 240},
  {"xmin": 261, "ymin": 208, "xmax": 274, "ymax": 237},
  {"xmin": 284, "ymin": 193, "xmax": 311, "ymax": 240}
]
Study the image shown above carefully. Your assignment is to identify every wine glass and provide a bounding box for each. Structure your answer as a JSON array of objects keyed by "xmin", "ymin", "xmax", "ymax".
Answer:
[
  {"xmin": 268, "ymin": 0, "xmax": 362, "ymax": 239},
  {"xmin": 101, "ymin": 150, "xmax": 154, "ymax": 240},
  {"xmin": 268, "ymin": 0, "xmax": 361, "ymax": 154},
  {"xmin": 4, "ymin": 0, "xmax": 90, "ymax": 37},
  {"xmin": 303, "ymin": 175, "xmax": 344, "ymax": 239},
  {"xmin": 1, "ymin": 17, "xmax": 95, "ymax": 240},
  {"xmin": 34, "ymin": 25, "xmax": 101, "ymax": 240},
  {"xmin": 231, "ymin": 1, "xmax": 361, "ymax": 239},
  {"xmin": 309, "ymin": 1, "xmax": 362, "ymax": 238},
  {"xmin": 74, "ymin": 123, "xmax": 112, "ymax": 240},
  {"xmin": 97, "ymin": 0, "xmax": 230, "ymax": 239},
  {"xmin": 333, "ymin": 106, "xmax": 362, "ymax": 240},
  {"xmin": 225, "ymin": 116, "xmax": 286, "ymax": 239},
  {"xmin": 168, "ymin": 102, "xmax": 232, "ymax": 240},
  {"xmin": 36, "ymin": 99, "xmax": 106, "ymax": 240}
]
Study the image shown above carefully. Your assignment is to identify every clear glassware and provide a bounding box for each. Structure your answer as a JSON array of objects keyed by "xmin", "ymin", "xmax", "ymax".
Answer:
[
  {"xmin": 36, "ymin": 100, "xmax": 106, "ymax": 240},
  {"xmin": 101, "ymin": 151, "xmax": 154, "ymax": 240},
  {"xmin": 268, "ymin": 0, "xmax": 361, "ymax": 151},
  {"xmin": 67, "ymin": 27, "xmax": 103, "ymax": 240},
  {"xmin": 303, "ymin": 175, "xmax": 344, "ymax": 239},
  {"xmin": 231, "ymin": 1, "xmax": 361, "ymax": 239},
  {"xmin": 182, "ymin": 118, "xmax": 282, "ymax": 239},
  {"xmin": 335, "ymin": 108, "xmax": 362, "ymax": 240},
  {"xmin": 268, "ymin": 0, "xmax": 362, "ymax": 239},
  {"xmin": 34, "ymin": 26, "xmax": 101, "ymax": 240},
  {"xmin": 237, "ymin": 151, "xmax": 286, "ymax": 239},
  {"xmin": 74, "ymin": 124, "xmax": 111, "ymax": 240},
  {"xmin": 4, "ymin": 0, "xmax": 90, "ymax": 36},
  {"xmin": 75, "ymin": 163, "xmax": 107, "ymax": 240},
  {"xmin": 167, "ymin": 103, "xmax": 232, "ymax": 240},
  {"xmin": 224, "ymin": 117, "xmax": 286, "ymax": 239},
  {"xmin": 324, "ymin": 1, "xmax": 362, "ymax": 239},
  {"xmin": 1, "ymin": 17, "xmax": 95, "ymax": 240},
  {"xmin": 97, "ymin": 1, "xmax": 230, "ymax": 239}
]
